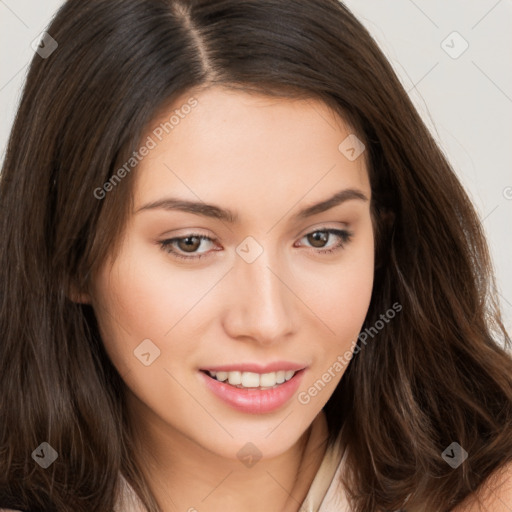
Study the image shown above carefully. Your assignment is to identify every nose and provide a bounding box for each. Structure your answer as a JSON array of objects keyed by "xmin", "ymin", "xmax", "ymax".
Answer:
[{"xmin": 222, "ymin": 244, "xmax": 296, "ymax": 346}]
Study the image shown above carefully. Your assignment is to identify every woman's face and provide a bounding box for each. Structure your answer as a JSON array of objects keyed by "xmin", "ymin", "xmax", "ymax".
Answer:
[{"xmin": 90, "ymin": 86, "xmax": 374, "ymax": 462}]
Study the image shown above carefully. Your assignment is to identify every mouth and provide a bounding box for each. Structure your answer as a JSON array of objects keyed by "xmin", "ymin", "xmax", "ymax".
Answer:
[{"xmin": 199, "ymin": 366, "xmax": 306, "ymax": 414}]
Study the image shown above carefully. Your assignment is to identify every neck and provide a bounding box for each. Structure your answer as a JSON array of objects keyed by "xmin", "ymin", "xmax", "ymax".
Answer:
[{"xmin": 126, "ymin": 395, "xmax": 330, "ymax": 512}]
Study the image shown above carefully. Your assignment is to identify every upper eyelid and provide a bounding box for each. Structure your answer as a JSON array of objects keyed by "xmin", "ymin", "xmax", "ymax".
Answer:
[
  {"xmin": 296, "ymin": 222, "xmax": 350, "ymax": 238},
  {"xmin": 162, "ymin": 222, "xmax": 351, "ymax": 240},
  {"xmin": 163, "ymin": 226, "xmax": 351, "ymax": 249}
]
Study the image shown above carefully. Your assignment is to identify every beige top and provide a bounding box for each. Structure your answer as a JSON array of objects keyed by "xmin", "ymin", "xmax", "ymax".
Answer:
[{"xmin": 297, "ymin": 432, "xmax": 350, "ymax": 511}]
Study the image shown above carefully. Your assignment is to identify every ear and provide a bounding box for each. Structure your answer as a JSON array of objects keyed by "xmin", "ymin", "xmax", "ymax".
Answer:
[
  {"xmin": 68, "ymin": 288, "xmax": 92, "ymax": 304},
  {"xmin": 66, "ymin": 278, "xmax": 92, "ymax": 304}
]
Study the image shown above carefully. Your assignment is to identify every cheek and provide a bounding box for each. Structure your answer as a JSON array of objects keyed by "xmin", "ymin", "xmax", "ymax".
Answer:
[
  {"xmin": 96, "ymin": 245, "xmax": 204, "ymax": 336},
  {"xmin": 294, "ymin": 237, "xmax": 374, "ymax": 409},
  {"xmin": 302, "ymin": 227, "xmax": 374, "ymax": 344},
  {"xmin": 91, "ymin": 243, "xmax": 215, "ymax": 378}
]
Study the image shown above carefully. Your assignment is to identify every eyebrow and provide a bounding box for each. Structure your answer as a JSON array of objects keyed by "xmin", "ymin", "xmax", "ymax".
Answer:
[{"xmin": 135, "ymin": 188, "xmax": 368, "ymax": 223}]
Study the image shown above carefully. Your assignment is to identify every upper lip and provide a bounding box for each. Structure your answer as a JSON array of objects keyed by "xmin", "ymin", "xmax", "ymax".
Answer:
[{"xmin": 200, "ymin": 361, "xmax": 307, "ymax": 373}]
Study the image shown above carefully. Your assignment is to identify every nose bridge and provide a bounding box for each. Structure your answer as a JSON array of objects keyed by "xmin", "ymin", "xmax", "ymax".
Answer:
[{"xmin": 225, "ymin": 238, "xmax": 295, "ymax": 343}]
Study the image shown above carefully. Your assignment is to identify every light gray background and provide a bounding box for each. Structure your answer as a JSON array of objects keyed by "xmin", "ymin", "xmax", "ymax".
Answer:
[{"xmin": 1, "ymin": 1, "xmax": 511, "ymax": 337}]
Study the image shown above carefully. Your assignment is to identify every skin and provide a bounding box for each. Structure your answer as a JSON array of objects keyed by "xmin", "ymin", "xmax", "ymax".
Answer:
[{"xmin": 87, "ymin": 86, "xmax": 375, "ymax": 512}]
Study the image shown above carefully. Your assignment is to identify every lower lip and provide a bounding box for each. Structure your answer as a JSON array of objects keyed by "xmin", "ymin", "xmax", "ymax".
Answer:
[{"xmin": 199, "ymin": 369, "xmax": 305, "ymax": 414}]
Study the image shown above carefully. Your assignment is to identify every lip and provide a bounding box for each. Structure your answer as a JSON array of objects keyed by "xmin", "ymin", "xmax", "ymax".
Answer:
[
  {"xmin": 199, "ymin": 368, "xmax": 306, "ymax": 414},
  {"xmin": 200, "ymin": 361, "xmax": 306, "ymax": 373}
]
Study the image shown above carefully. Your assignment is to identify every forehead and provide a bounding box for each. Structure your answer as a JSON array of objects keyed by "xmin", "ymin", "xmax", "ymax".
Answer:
[{"xmin": 133, "ymin": 86, "xmax": 370, "ymax": 219}]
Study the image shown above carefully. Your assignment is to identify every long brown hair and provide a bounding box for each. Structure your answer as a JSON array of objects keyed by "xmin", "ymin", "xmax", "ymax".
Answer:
[{"xmin": 1, "ymin": 1, "xmax": 511, "ymax": 511}]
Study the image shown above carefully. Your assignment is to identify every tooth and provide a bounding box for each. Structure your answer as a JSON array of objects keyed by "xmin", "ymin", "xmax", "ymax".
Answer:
[
  {"xmin": 209, "ymin": 369, "xmax": 297, "ymax": 387},
  {"xmin": 241, "ymin": 372, "xmax": 260, "ymax": 387},
  {"xmin": 259, "ymin": 372, "xmax": 277, "ymax": 387},
  {"xmin": 216, "ymin": 371, "xmax": 228, "ymax": 382},
  {"xmin": 284, "ymin": 370, "xmax": 295, "ymax": 381},
  {"xmin": 228, "ymin": 371, "xmax": 242, "ymax": 385}
]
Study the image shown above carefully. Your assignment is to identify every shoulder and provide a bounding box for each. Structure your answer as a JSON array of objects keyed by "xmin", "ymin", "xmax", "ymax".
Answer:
[{"xmin": 452, "ymin": 461, "xmax": 512, "ymax": 512}]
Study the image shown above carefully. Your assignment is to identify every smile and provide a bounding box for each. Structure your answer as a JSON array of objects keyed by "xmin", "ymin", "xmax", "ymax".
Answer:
[{"xmin": 199, "ymin": 368, "xmax": 306, "ymax": 414}]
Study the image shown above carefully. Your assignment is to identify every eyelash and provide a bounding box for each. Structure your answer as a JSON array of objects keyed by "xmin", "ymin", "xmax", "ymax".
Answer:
[{"xmin": 158, "ymin": 227, "xmax": 353, "ymax": 261}]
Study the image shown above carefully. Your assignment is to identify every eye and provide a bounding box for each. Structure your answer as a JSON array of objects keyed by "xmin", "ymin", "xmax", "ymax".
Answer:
[
  {"xmin": 158, "ymin": 227, "xmax": 353, "ymax": 261},
  {"xmin": 295, "ymin": 227, "xmax": 353, "ymax": 255},
  {"xmin": 159, "ymin": 233, "xmax": 217, "ymax": 261}
]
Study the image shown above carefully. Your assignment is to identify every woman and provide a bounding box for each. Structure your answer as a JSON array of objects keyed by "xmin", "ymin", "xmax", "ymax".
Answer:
[{"xmin": 1, "ymin": 0, "xmax": 511, "ymax": 511}]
